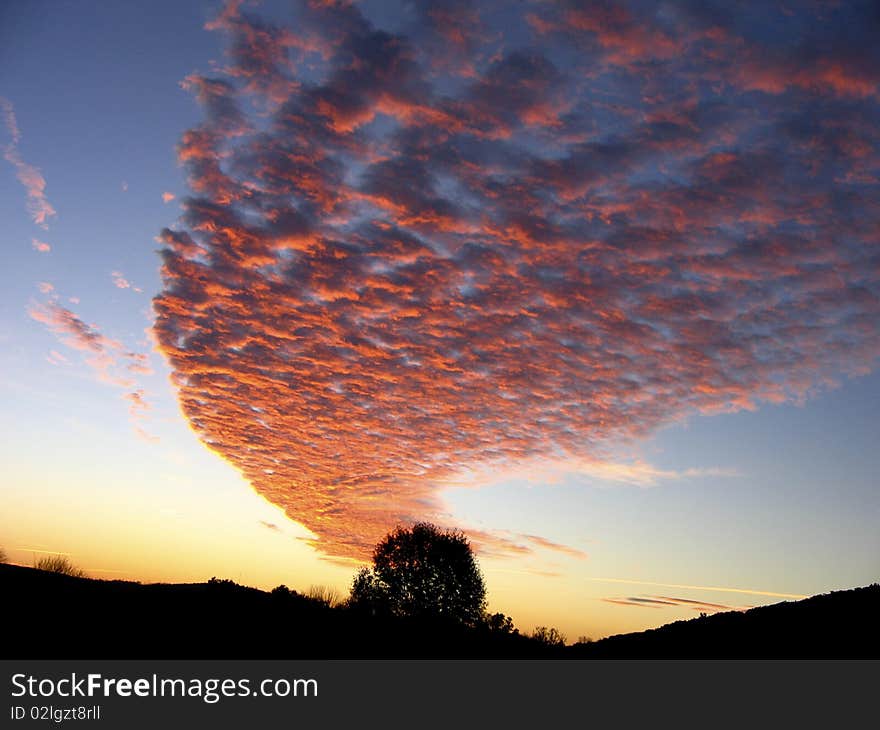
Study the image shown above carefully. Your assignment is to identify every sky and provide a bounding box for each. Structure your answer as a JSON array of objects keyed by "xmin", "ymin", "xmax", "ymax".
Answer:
[{"xmin": 1, "ymin": 0, "xmax": 878, "ymax": 641}]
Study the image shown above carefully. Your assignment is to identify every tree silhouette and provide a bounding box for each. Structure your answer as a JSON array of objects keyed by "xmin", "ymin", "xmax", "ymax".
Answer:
[
  {"xmin": 349, "ymin": 522, "xmax": 487, "ymax": 626},
  {"xmin": 485, "ymin": 612, "xmax": 518, "ymax": 634},
  {"xmin": 349, "ymin": 566, "xmax": 389, "ymax": 616}
]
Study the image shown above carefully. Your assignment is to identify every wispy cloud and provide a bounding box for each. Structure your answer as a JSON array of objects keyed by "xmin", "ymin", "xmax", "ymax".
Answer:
[
  {"xmin": 441, "ymin": 455, "xmax": 738, "ymax": 489},
  {"xmin": 124, "ymin": 389, "xmax": 150, "ymax": 417},
  {"xmin": 566, "ymin": 461, "xmax": 739, "ymax": 487},
  {"xmin": 125, "ymin": 352, "xmax": 153, "ymax": 376},
  {"xmin": 602, "ymin": 595, "xmax": 745, "ymax": 612},
  {"xmin": 462, "ymin": 527, "xmax": 585, "ymax": 560},
  {"xmin": 152, "ymin": 1, "xmax": 880, "ymax": 559},
  {"xmin": 31, "ymin": 239, "xmax": 51, "ymax": 253},
  {"xmin": 15, "ymin": 547, "xmax": 72, "ymax": 556},
  {"xmin": 30, "ymin": 294, "xmax": 158, "ymax": 439},
  {"xmin": 111, "ymin": 270, "xmax": 143, "ymax": 293},
  {"xmin": 46, "ymin": 349, "xmax": 69, "ymax": 366},
  {"xmin": 30, "ymin": 300, "xmax": 127, "ymax": 382},
  {"xmin": 521, "ymin": 534, "xmax": 588, "ymax": 560},
  {"xmin": 1, "ymin": 97, "xmax": 56, "ymax": 228}
]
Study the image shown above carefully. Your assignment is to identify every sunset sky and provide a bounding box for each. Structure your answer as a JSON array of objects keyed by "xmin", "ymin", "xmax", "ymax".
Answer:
[{"xmin": 1, "ymin": 0, "xmax": 878, "ymax": 641}]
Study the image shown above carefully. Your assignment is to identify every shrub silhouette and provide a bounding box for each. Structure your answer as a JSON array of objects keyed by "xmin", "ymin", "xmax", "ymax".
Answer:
[
  {"xmin": 207, "ymin": 577, "xmax": 239, "ymax": 588},
  {"xmin": 34, "ymin": 555, "xmax": 86, "ymax": 578},
  {"xmin": 350, "ymin": 522, "xmax": 487, "ymax": 626},
  {"xmin": 307, "ymin": 584, "xmax": 341, "ymax": 607},
  {"xmin": 0, "ymin": 546, "xmax": 6, "ymax": 563},
  {"xmin": 530, "ymin": 626, "xmax": 566, "ymax": 647}
]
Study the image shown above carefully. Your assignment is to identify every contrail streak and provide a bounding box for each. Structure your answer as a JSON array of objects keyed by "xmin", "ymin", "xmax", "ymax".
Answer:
[
  {"xmin": 589, "ymin": 577, "xmax": 807, "ymax": 599},
  {"xmin": 16, "ymin": 547, "xmax": 72, "ymax": 555}
]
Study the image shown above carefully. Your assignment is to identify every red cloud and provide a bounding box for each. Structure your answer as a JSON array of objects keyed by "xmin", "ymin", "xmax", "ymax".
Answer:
[{"xmin": 152, "ymin": 1, "xmax": 880, "ymax": 560}]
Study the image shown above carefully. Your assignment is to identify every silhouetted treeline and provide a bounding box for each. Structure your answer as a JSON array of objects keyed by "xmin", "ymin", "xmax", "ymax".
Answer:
[
  {"xmin": 1, "ymin": 564, "xmax": 556, "ymax": 658},
  {"xmin": 3, "ymin": 564, "xmax": 877, "ymax": 658}
]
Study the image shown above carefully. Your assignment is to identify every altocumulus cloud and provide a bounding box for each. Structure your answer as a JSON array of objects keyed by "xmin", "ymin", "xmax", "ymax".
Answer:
[{"xmin": 153, "ymin": 0, "xmax": 880, "ymax": 560}]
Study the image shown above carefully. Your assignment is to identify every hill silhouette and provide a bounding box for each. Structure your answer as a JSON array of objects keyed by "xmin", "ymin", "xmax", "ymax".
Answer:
[
  {"xmin": 571, "ymin": 583, "xmax": 880, "ymax": 658},
  {"xmin": 0, "ymin": 564, "xmax": 547, "ymax": 658},
  {"xmin": 2, "ymin": 564, "xmax": 877, "ymax": 658}
]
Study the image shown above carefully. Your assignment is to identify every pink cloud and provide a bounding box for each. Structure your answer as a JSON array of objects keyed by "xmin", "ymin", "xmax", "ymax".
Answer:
[
  {"xmin": 29, "ymin": 302, "xmax": 131, "ymax": 387},
  {"xmin": 46, "ymin": 350, "xmax": 69, "ymax": 366},
  {"xmin": 31, "ymin": 239, "xmax": 51, "ymax": 253},
  {"xmin": 30, "ymin": 302, "xmax": 120, "ymax": 355},
  {"xmin": 1, "ymin": 97, "xmax": 56, "ymax": 228},
  {"xmin": 111, "ymin": 271, "xmax": 131, "ymax": 289},
  {"xmin": 124, "ymin": 389, "xmax": 150, "ymax": 416},
  {"xmin": 162, "ymin": 192, "xmax": 176, "ymax": 203},
  {"xmin": 125, "ymin": 351, "xmax": 154, "ymax": 376},
  {"xmin": 30, "ymin": 300, "xmax": 156, "ymax": 436},
  {"xmin": 521, "ymin": 535, "xmax": 588, "ymax": 560}
]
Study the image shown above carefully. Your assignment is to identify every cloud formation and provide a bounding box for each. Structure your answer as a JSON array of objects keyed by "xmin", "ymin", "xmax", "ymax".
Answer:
[
  {"xmin": 153, "ymin": 1, "xmax": 880, "ymax": 560},
  {"xmin": 1, "ymin": 97, "xmax": 56, "ymax": 228}
]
